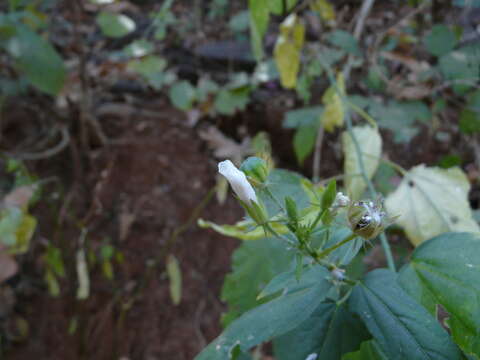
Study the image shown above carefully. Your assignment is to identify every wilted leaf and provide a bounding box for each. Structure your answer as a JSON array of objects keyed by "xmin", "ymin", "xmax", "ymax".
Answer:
[
  {"xmin": 385, "ymin": 165, "xmax": 480, "ymax": 246},
  {"xmin": 96, "ymin": 12, "xmax": 136, "ymax": 38},
  {"xmin": 166, "ymin": 255, "xmax": 182, "ymax": 305},
  {"xmin": 321, "ymin": 73, "xmax": 345, "ymax": 132},
  {"xmin": 199, "ymin": 126, "xmax": 252, "ymax": 164},
  {"xmin": 342, "ymin": 126, "xmax": 382, "ymax": 200},
  {"xmin": 274, "ymin": 14, "xmax": 305, "ymax": 89}
]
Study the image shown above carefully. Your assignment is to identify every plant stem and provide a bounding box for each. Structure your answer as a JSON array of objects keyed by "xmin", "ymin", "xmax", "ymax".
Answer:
[
  {"xmin": 312, "ymin": 125, "xmax": 325, "ymax": 182},
  {"xmin": 316, "ymin": 232, "xmax": 357, "ymax": 259}
]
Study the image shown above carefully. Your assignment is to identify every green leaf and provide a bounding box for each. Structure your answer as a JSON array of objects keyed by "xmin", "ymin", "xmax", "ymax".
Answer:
[
  {"xmin": 258, "ymin": 264, "xmax": 327, "ymax": 300},
  {"xmin": 168, "ymin": 81, "xmax": 196, "ymax": 110},
  {"xmin": 166, "ymin": 254, "xmax": 182, "ymax": 305},
  {"xmin": 96, "ymin": 12, "xmax": 136, "ymax": 38},
  {"xmin": 248, "ymin": 0, "xmax": 269, "ymax": 60},
  {"xmin": 195, "ymin": 270, "xmax": 332, "ymax": 360},
  {"xmin": 274, "ymin": 14, "xmax": 305, "ymax": 89},
  {"xmin": 438, "ymin": 45, "xmax": 480, "ymax": 94},
  {"xmin": 283, "ymin": 106, "xmax": 323, "ymax": 129},
  {"xmin": 198, "ymin": 218, "xmax": 287, "ymax": 241},
  {"xmin": 321, "ymin": 227, "xmax": 363, "ymax": 265},
  {"xmin": 45, "ymin": 246, "xmax": 65, "ymax": 277},
  {"xmin": 342, "ymin": 125, "xmax": 382, "ymax": 200},
  {"xmin": 349, "ymin": 269, "xmax": 461, "ymax": 360},
  {"xmin": 268, "ymin": 0, "xmax": 298, "ymax": 15},
  {"xmin": 0, "ymin": 207, "xmax": 23, "ymax": 246},
  {"xmin": 214, "ymin": 87, "xmax": 250, "ymax": 115},
  {"xmin": 321, "ymin": 180, "xmax": 336, "ymax": 210},
  {"xmin": 398, "ymin": 232, "xmax": 480, "ymax": 358},
  {"xmin": 293, "ymin": 124, "xmax": 317, "ymax": 166},
  {"xmin": 274, "ymin": 302, "xmax": 370, "ymax": 360},
  {"xmin": 342, "ymin": 340, "xmax": 387, "ymax": 360},
  {"xmin": 128, "ymin": 55, "xmax": 167, "ymax": 76},
  {"xmin": 385, "ymin": 165, "xmax": 480, "ymax": 246},
  {"xmin": 123, "ymin": 39, "xmax": 154, "ymax": 58},
  {"xmin": 328, "ymin": 30, "xmax": 361, "ymax": 56},
  {"xmin": 424, "ymin": 25, "xmax": 457, "ymax": 57},
  {"xmin": 219, "ymin": 237, "xmax": 294, "ymax": 326},
  {"xmin": 459, "ymin": 109, "xmax": 480, "ymax": 134},
  {"xmin": 5, "ymin": 23, "xmax": 65, "ymax": 95}
]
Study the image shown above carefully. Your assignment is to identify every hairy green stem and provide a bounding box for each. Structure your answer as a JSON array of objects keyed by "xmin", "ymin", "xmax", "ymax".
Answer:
[{"xmin": 317, "ymin": 232, "xmax": 357, "ymax": 260}]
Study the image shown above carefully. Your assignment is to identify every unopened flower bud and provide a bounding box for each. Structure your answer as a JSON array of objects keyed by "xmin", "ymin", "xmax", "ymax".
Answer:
[
  {"xmin": 331, "ymin": 268, "xmax": 346, "ymax": 281},
  {"xmin": 240, "ymin": 157, "xmax": 269, "ymax": 184},
  {"xmin": 332, "ymin": 192, "xmax": 350, "ymax": 208},
  {"xmin": 218, "ymin": 160, "xmax": 258, "ymax": 205},
  {"xmin": 348, "ymin": 200, "xmax": 386, "ymax": 239}
]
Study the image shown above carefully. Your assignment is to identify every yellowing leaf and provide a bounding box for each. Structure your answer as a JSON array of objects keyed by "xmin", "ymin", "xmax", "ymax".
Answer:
[
  {"xmin": 385, "ymin": 165, "xmax": 480, "ymax": 246},
  {"xmin": 311, "ymin": 0, "xmax": 335, "ymax": 22},
  {"xmin": 166, "ymin": 255, "xmax": 182, "ymax": 305},
  {"xmin": 342, "ymin": 126, "xmax": 382, "ymax": 200},
  {"xmin": 321, "ymin": 73, "xmax": 345, "ymax": 132},
  {"xmin": 274, "ymin": 14, "xmax": 305, "ymax": 89}
]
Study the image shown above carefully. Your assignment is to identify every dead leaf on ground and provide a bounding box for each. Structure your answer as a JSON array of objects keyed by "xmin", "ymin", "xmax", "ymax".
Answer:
[{"xmin": 3, "ymin": 185, "xmax": 36, "ymax": 209}]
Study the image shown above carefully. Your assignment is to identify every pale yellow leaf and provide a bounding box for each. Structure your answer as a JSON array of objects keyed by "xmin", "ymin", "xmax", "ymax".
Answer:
[
  {"xmin": 385, "ymin": 165, "xmax": 480, "ymax": 246},
  {"xmin": 310, "ymin": 0, "xmax": 335, "ymax": 22},
  {"xmin": 342, "ymin": 125, "xmax": 382, "ymax": 200},
  {"xmin": 166, "ymin": 255, "xmax": 182, "ymax": 305},
  {"xmin": 274, "ymin": 14, "xmax": 305, "ymax": 89},
  {"xmin": 321, "ymin": 73, "xmax": 345, "ymax": 132}
]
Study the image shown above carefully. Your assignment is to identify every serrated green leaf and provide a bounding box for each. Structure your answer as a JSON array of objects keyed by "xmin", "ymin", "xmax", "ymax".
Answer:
[
  {"xmin": 349, "ymin": 269, "xmax": 461, "ymax": 360},
  {"xmin": 258, "ymin": 264, "xmax": 327, "ymax": 300},
  {"xmin": 424, "ymin": 25, "xmax": 457, "ymax": 57},
  {"xmin": 385, "ymin": 165, "xmax": 480, "ymax": 246},
  {"xmin": 274, "ymin": 14, "xmax": 305, "ymax": 89},
  {"xmin": 220, "ymin": 237, "xmax": 294, "ymax": 327},
  {"xmin": 398, "ymin": 232, "xmax": 480, "ymax": 358},
  {"xmin": 342, "ymin": 340, "xmax": 387, "ymax": 360},
  {"xmin": 274, "ymin": 302, "xmax": 370, "ymax": 360},
  {"xmin": 96, "ymin": 12, "xmax": 135, "ymax": 38},
  {"xmin": 342, "ymin": 125, "xmax": 382, "ymax": 200},
  {"xmin": 5, "ymin": 23, "xmax": 65, "ymax": 95},
  {"xmin": 166, "ymin": 254, "xmax": 182, "ymax": 305},
  {"xmin": 195, "ymin": 271, "xmax": 332, "ymax": 360}
]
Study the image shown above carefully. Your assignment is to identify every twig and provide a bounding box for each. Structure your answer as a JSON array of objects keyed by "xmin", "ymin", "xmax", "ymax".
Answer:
[
  {"xmin": 344, "ymin": 0, "xmax": 376, "ymax": 82},
  {"xmin": 312, "ymin": 125, "xmax": 324, "ymax": 182},
  {"xmin": 6, "ymin": 126, "xmax": 70, "ymax": 160}
]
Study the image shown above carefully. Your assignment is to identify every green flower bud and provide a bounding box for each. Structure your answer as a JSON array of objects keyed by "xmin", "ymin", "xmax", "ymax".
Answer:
[
  {"xmin": 240, "ymin": 157, "xmax": 269, "ymax": 184},
  {"xmin": 348, "ymin": 200, "xmax": 386, "ymax": 239}
]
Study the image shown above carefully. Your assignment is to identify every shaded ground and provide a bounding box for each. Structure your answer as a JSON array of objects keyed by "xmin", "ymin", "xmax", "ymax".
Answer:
[{"xmin": 4, "ymin": 101, "xmax": 242, "ymax": 360}]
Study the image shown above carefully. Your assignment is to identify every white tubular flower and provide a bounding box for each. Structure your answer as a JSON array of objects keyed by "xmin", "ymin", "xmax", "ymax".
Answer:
[{"xmin": 218, "ymin": 160, "xmax": 258, "ymax": 205}]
